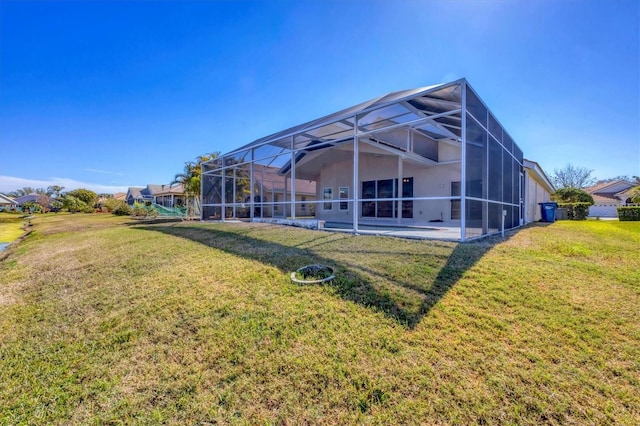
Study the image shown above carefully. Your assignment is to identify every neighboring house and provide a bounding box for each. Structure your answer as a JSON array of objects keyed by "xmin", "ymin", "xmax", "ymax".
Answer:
[
  {"xmin": 113, "ymin": 192, "xmax": 127, "ymax": 201},
  {"xmin": 126, "ymin": 184, "xmax": 186, "ymax": 208},
  {"xmin": 201, "ymin": 78, "xmax": 554, "ymax": 241},
  {"xmin": 151, "ymin": 184, "xmax": 186, "ymax": 208},
  {"xmin": 126, "ymin": 187, "xmax": 145, "ymax": 205},
  {"xmin": 0, "ymin": 193, "xmax": 18, "ymax": 209},
  {"xmin": 14, "ymin": 193, "xmax": 44, "ymax": 206},
  {"xmin": 585, "ymin": 180, "xmax": 637, "ymax": 217}
]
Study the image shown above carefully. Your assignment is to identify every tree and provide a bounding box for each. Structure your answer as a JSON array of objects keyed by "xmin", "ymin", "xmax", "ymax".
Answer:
[
  {"xmin": 64, "ymin": 189, "xmax": 99, "ymax": 207},
  {"xmin": 629, "ymin": 186, "xmax": 640, "ymax": 204},
  {"xmin": 171, "ymin": 152, "xmax": 220, "ymax": 216},
  {"xmin": 595, "ymin": 175, "xmax": 640, "ymax": 184},
  {"xmin": 551, "ymin": 164, "xmax": 596, "ymax": 189},
  {"xmin": 62, "ymin": 195, "xmax": 92, "ymax": 213},
  {"xmin": 8, "ymin": 187, "xmax": 37, "ymax": 197},
  {"xmin": 551, "ymin": 187, "xmax": 594, "ymax": 204},
  {"xmin": 46, "ymin": 185, "xmax": 65, "ymax": 198}
]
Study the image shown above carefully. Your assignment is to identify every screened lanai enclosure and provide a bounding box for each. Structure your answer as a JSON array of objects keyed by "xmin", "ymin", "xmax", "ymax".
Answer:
[{"xmin": 202, "ymin": 79, "xmax": 525, "ymax": 241}]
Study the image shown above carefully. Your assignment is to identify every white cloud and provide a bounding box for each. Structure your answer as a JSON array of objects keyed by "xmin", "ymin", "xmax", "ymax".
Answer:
[
  {"xmin": 0, "ymin": 175, "xmax": 134, "ymax": 195},
  {"xmin": 85, "ymin": 168, "xmax": 124, "ymax": 176}
]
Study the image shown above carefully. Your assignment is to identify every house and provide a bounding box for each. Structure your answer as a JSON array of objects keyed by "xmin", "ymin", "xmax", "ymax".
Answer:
[
  {"xmin": 201, "ymin": 78, "xmax": 554, "ymax": 241},
  {"xmin": 585, "ymin": 180, "xmax": 637, "ymax": 217},
  {"xmin": 14, "ymin": 193, "xmax": 45, "ymax": 206},
  {"xmin": 125, "ymin": 184, "xmax": 186, "ymax": 208},
  {"xmin": 0, "ymin": 193, "xmax": 18, "ymax": 209},
  {"xmin": 125, "ymin": 187, "xmax": 145, "ymax": 205},
  {"xmin": 113, "ymin": 192, "xmax": 126, "ymax": 201}
]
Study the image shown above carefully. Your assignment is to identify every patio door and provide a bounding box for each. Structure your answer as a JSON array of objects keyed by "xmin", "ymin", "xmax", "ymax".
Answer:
[{"xmin": 361, "ymin": 177, "xmax": 413, "ymax": 219}]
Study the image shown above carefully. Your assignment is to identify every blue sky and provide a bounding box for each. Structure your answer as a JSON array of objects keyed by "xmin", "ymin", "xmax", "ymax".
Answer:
[{"xmin": 1, "ymin": 0, "xmax": 638, "ymax": 194}]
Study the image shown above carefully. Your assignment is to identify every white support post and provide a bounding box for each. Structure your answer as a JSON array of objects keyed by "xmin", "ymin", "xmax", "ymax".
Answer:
[
  {"xmin": 352, "ymin": 115, "xmax": 359, "ymax": 233},
  {"xmin": 290, "ymin": 135, "xmax": 296, "ymax": 220},
  {"xmin": 232, "ymin": 168, "xmax": 237, "ymax": 219},
  {"xmin": 199, "ymin": 163, "xmax": 204, "ymax": 220},
  {"xmin": 501, "ymin": 209, "xmax": 506, "ymax": 238},
  {"xmin": 284, "ymin": 178, "xmax": 288, "ymax": 219},
  {"xmin": 250, "ymin": 156, "xmax": 254, "ymax": 221},
  {"xmin": 221, "ymin": 166, "xmax": 226, "ymax": 222},
  {"xmin": 460, "ymin": 81, "xmax": 467, "ymax": 241},
  {"xmin": 397, "ymin": 156, "xmax": 403, "ymax": 225}
]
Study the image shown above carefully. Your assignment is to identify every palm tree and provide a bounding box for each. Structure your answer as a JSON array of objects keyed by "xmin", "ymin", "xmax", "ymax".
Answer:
[
  {"xmin": 171, "ymin": 153, "xmax": 220, "ymax": 217},
  {"xmin": 629, "ymin": 186, "xmax": 640, "ymax": 204}
]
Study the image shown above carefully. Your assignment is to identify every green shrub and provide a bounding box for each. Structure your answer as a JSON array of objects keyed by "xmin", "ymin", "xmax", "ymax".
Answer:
[
  {"xmin": 112, "ymin": 203, "xmax": 133, "ymax": 216},
  {"xmin": 132, "ymin": 204, "xmax": 147, "ymax": 217},
  {"xmin": 552, "ymin": 188, "xmax": 594, "ymax": 204},
  {"xmin": 103, "ymin": 199, "xmax": 131, "ymax": 216},
  {"xmin": 617, "ymin": 206, "xmax": 640, "ymax": 221},
  {"xmin": 131, "ymin": 202, "xmax": 157, "ymax": 218},
  {"xmin": 61, "ymin": 195, "xmax": 91, "ymax": 213},
  {"xmin": 557, "ymin": 202, "xmax": 591, "ymax": 220}
]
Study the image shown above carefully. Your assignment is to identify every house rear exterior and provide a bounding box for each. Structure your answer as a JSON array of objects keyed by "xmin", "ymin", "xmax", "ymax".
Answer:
[{"xmin": 202, "ymin": 79, "xmax": 554, "ymax": 241}]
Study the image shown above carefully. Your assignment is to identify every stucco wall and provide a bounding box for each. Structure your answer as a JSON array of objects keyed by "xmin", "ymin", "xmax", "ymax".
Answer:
[
  {"xmin": 524, "ymin": 171, "xmax": 552, "ymax": 223},
  {"xmin": 315, "ymin": 153, "xmax": 461, "ymax": 224}
]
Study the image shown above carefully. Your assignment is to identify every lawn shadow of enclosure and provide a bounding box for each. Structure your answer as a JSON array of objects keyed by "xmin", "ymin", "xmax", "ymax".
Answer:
[{"xmin": 135, "ymin": 222, "xmax": 514, "ymax": 328}]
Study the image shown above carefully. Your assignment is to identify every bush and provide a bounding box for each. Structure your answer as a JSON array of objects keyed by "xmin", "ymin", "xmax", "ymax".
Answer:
[
  {"xmin": 131, "ymin": 202, "xmax": 157, "ymax": 218},
  {"xmin": 132, "ymin": 204, "xmax": 147, "ymax": 217},
  {"xmin": 552, "ymin": 187, "xmax": 594, "ymax": 204},
  {"xmin": 617, "ymin": 206, "xmax": 640, "ymax": 221},
  {"xmin": 61, "ymin": 194, "xmax": 92, "ymax": 213},
  {"xmin": 557, "ymin": 202, "xmax": 591, "ymax": 220},
  {"xmin": 112, "ymin": 203, "xmax": 133, "ymax": 216},
  {"xmin": 65, "ymin": 189, "xmax": 99, "ymax": 207}
]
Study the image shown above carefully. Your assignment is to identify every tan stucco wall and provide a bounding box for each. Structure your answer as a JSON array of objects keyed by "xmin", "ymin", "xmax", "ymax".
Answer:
[
  {"xmin": 315, "ymin": 153, "xmax": 461, "ymax": 224},
  {"xmin": 525, "ymin": 171, "xmax": 552, "ymax": 223}
]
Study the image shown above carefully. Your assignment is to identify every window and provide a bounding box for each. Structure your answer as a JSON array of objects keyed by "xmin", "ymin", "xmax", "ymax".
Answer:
[
  {"xmin": 401, "ymin": 177, "xmax": 413, "ymax": 218},
  {"xmin": 361, "ymin": 181, "xmax": 376, "ymax": 217},
  {"xmin": 273, "ymin": 194, "xmax": 279, "ymax": 211},
  {"xmin": 323, "ymin": 188, "xmax": 332, "ymax": 210},
  {"xmin": 301, "ymin": 196, "xmax": 307, "ymax": 213},
  {"xmin": 451, "ymin": 182, "xmax": 461, "ymax": 220},
  {"xmin": 361, "ymin": 178, "xmax": 413, "ymax": 218},
  {"xmin": 339, "ymin": 187, "xmax": 349, "ymax": 210}
]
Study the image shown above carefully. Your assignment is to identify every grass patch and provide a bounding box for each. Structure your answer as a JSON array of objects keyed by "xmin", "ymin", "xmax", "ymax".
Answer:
[
  {"xmin": 0, "ymin": 213, "xmax": 28, "ymax": 243},
  {"xmin": 0, "ymin": 215, "xmax": 638, "ymax": 424}
]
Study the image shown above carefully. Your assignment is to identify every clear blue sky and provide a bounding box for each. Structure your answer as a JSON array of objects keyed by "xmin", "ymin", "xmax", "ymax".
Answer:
[{"xmin": 1, "ymin": 0, "xmax": 638, "ymax": 194}]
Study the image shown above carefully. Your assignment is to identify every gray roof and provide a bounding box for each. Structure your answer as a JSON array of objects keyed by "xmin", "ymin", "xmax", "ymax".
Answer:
[
  {"xmin": 231, "ymin": 80, "xmax": 461, "ymax": 154},
  {"xmin": 0, "ymin": 193, "xmax": 18, "ymax": 205},
  {"xmin": 14, "ymin": 194, "xmax": 42, "ymax": 204},
  {"xmin": 127, "ymin": 184, "xmax": 185, "ymax": 199},
  {"xmin": 126, "ymin": 187, "xmax": 145, "ymax": 199}
]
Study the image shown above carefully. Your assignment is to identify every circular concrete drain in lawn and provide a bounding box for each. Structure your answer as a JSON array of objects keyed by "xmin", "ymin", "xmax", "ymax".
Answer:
[{"xmin": 290, "ymin": 264, "xmax": 335, "ymax": 284}]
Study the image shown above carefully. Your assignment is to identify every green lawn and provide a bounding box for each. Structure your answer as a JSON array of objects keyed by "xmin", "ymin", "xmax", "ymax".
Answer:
[
  {"xmin": 0, "ymin": 214, "xmax": 28, "ymax": 244},
  {"xmin": 0, "ymin": 214, "xmax": 638, "ymax": 424}
]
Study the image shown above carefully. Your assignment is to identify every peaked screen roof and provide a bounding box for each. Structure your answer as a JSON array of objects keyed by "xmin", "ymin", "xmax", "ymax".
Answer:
[{"xmin": 232, "ymin": 80, "xmax": 464, "ymax": 153}]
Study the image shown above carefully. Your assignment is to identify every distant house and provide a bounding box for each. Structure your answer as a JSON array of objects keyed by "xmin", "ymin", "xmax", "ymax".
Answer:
[
  {"xmin": 14, "ymin": 193, "xmax": 45, "ymax": 206},
  {"xmin": 113, "ymin": 192, "xmax": 127, "ymax": 201},
  {"xmin": 125, "ymin": 184, "xmax": 186, "ymax": 208},
  {"xmin": 585, "ymin": 180, "xmax": 637, "ymax": 217},
  {"xmin": 0, "ymin": 193, "xmax": 18, "ymax": 209}
]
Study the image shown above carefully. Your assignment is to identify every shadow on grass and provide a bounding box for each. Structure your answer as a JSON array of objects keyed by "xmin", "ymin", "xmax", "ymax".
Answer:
[{"xmin": 135, "ymin": 222, "xmax": 512, "ymax": 328}]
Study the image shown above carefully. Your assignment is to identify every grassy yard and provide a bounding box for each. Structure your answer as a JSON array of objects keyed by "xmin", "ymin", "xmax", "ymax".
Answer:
[
  {"xmin": 0, "ymin": 214, "xmax": 638, "ymax": 424},
  {"xmin": 0, "ymin": 214, "xmax": 29, "ymax": 244}
]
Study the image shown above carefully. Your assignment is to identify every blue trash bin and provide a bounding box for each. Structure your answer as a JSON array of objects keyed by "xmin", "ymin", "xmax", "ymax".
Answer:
[{"xmin": 539, "ymin": 202, "xmax": 558, "ymax": 223}]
